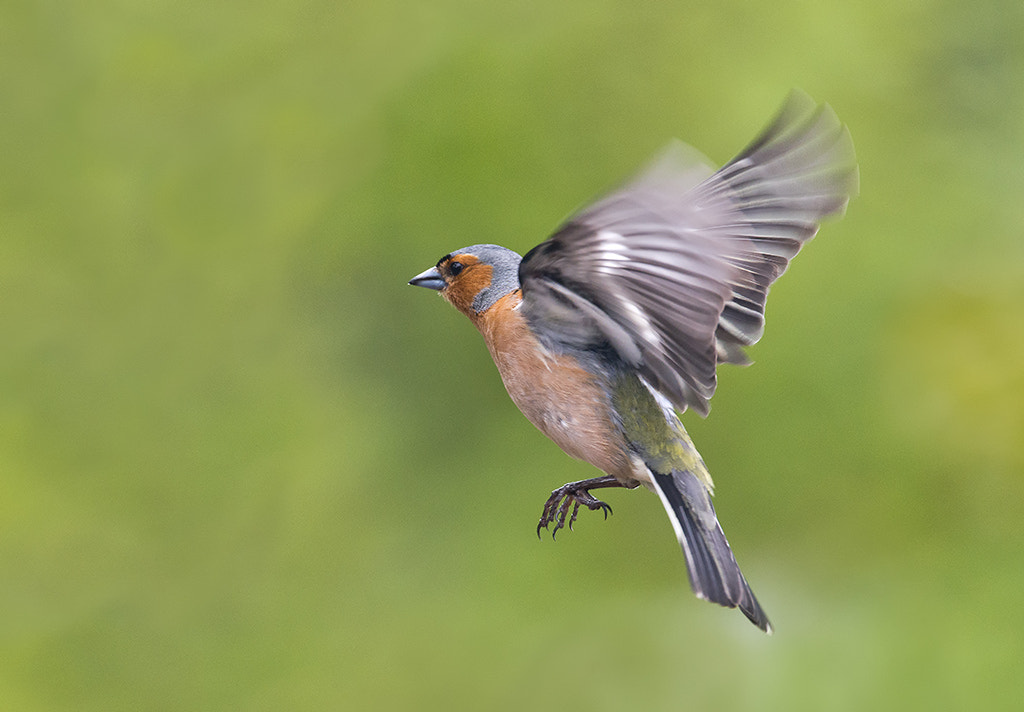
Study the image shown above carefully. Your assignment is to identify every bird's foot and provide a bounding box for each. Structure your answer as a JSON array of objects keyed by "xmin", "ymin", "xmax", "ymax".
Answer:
[{"xmin": 537, "ymin": 479, "xmax": 615, "ymax": 539}]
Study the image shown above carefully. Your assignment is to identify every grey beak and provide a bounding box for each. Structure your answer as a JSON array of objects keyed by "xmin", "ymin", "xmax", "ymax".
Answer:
[{"xmin": 408, "ymin": 266, "xmax": 446, "ymax": 291}]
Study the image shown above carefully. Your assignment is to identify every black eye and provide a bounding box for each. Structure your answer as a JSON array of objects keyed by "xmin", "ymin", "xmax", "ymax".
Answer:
[{"xmin": 449, "ymin": 261, "xmax": 464, "ymax": 276}]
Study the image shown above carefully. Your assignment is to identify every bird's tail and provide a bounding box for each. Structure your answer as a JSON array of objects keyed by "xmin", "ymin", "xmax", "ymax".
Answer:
[{"xmin": 650, "ymin": 470, "xmax": 772, "ymax": 633}]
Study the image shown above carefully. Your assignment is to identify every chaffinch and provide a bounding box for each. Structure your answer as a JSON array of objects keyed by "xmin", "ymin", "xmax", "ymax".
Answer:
[{"xmin": 409, "ymin": 92, "xmax": 857, "ymax": 633}]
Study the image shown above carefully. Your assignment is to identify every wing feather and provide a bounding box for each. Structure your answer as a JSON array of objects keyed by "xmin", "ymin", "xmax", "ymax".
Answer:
[{"xmin": 519, "ymin": 91, "xmax": 857, "ymax": 415}]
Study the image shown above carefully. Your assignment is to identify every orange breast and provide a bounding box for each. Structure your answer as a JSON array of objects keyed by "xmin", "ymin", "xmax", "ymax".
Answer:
[{"xmin": 471, "ymin": 291, "xmax": 638, "ymax": 483}]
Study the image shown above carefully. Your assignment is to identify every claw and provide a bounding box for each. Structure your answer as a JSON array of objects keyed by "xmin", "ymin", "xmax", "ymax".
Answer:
[
  {"xmin": 536, "ymin": 478, "xmax": 618, "ymax": 538},
  {"xmin": 568, "ymin": 500, "xmax": 581, "ymax": 531}
]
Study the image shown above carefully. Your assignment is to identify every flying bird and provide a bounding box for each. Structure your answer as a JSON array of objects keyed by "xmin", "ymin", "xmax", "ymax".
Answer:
[{"xmin": 409, "ymin": 92, "xmax": 857, "ymax": 632}]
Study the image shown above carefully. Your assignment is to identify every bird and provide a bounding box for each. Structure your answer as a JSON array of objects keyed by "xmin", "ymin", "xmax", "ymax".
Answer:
[{"xmin": 408, "ymin": 92, "xmax": 857, "ymax": 633}]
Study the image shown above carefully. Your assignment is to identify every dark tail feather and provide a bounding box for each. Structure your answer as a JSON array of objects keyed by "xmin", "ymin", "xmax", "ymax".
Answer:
[{"xmin": 651, "ymin": 470, "xmax": 772, "ymax": 633}]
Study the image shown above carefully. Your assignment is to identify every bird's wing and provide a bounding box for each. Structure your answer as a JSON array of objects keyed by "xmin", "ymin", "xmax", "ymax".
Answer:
[{"xmin": 519, "ymin": 91, "xmax": 858, "ymax": 415}]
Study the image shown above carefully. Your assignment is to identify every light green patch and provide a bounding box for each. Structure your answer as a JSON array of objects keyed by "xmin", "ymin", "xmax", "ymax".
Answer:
[
  {"xmin": 611, "ymin": 374, "xmax": 714, "ymax": 491},
  {"xmin": 881, "ymin": 280, "xmax": 1024, "ymax": 471}
]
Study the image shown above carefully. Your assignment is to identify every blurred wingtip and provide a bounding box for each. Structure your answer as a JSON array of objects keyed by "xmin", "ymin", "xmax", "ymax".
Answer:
[
  {"xmin": 826, "ymin": 109, "xmax": 860, "ymax": 208},
  {"xmin": 745, "ymin": 89, "xmax": 860, "ymax": 221}
]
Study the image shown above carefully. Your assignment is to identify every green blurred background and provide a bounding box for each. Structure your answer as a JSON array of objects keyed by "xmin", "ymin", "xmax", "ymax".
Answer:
[{"xmin": 3, "ymin": 0, "xmax": 1023, "ymax": 709}]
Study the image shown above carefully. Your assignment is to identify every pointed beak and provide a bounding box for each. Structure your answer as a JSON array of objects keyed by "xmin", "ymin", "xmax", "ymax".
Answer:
[{"xmin": 408, "ymin": 266, "xmax": 446, "ymax": 291}]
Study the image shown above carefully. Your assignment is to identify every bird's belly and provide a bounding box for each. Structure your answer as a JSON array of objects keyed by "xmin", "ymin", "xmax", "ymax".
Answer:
[
  {"xmin": 473, "ymin": 291, "xmax": 642, "ymax": 483},
  {"xmin": 491, "ymin": 343, "xmax": 636, "ymax": 481}
]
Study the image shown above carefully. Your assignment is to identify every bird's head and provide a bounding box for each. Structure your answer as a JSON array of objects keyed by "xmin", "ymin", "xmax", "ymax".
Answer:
[{"xmin": 409, "ymin": 244, "xmax": 523, "ymax": 317}]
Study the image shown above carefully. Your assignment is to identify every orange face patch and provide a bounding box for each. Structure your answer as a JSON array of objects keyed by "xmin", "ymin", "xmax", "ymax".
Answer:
[{"xmin": 438, "ymin": 254, "xmax": 494, "ymax": 316}]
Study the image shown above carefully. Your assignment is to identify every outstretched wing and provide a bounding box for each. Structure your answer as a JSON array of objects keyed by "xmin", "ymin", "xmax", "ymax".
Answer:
[{"xmin": 519, "ymin": 91, "xmax": 858, "ymax": 415}]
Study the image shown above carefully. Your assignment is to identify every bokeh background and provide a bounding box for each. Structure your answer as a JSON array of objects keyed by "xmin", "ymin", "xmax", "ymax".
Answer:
[{"xmin": 3, "ymin": 1, "xmax": 1023, "ymax": 709}]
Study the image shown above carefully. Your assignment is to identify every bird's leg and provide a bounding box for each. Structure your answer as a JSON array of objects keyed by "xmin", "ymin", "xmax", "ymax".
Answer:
[{"xmin": 537, "ymin": 475, "xmax": 626, "ymax": 539}]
